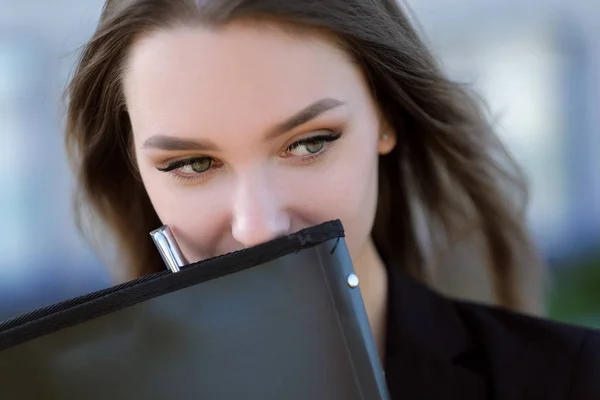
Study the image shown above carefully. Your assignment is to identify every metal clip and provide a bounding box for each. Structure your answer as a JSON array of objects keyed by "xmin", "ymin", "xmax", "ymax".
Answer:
[{"xmin": 150, "ymin": 225, "xmax": 186, "ymax": 273}]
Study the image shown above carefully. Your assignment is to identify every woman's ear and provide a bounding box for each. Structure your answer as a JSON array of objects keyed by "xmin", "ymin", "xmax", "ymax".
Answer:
[{"xmin": 377, "ymin": 127, "xmax": 396, "ymax": 155}]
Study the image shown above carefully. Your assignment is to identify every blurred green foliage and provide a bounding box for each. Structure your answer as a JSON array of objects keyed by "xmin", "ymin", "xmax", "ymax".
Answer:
[{"xmin": 547, "ymin": 252, "xmax": 600, "ymax": 329}]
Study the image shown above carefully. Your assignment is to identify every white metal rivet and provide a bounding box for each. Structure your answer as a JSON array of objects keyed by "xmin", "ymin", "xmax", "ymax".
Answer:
[{"xmin": 347, "ymin": 273, "xmax": 359, "ymax": 288}]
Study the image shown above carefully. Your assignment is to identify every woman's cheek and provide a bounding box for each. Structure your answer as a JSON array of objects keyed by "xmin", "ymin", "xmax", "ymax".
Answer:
[{"xmin": 145, "ymin": 178, "xmax": 233, "ymax": 259}]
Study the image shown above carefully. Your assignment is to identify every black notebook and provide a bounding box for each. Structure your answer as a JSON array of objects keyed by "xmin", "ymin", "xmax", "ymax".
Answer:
[{"xmin": 0, "ymin": 220, "xmax": 389, "ymax": 399}]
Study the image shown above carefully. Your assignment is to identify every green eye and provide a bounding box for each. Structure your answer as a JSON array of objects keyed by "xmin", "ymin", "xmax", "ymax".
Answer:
[
  {"xmin": 287, "ymin": 132, "xmax": 341, "ymax": 157},
  {"xmin": 305, "ymin": 141, "xmax": 325, "ymax": 154},
  {"xmin": 156, "ymin": 157, "xmax": 215, "ymax": 174},
  {"xmin": 189, "ymin": 158, "xmax": 212, "ymax": 173}
]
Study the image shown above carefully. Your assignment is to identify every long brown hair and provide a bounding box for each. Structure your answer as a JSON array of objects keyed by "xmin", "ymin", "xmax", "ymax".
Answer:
[{"xmin": 65, "ymin": 0, "xmax": 544, "ymax": 312}]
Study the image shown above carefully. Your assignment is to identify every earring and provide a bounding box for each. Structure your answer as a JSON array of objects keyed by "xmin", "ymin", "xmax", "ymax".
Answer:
[{"xmin": 381, "ymin": 132, "xmax": 389, "ymax": 140}]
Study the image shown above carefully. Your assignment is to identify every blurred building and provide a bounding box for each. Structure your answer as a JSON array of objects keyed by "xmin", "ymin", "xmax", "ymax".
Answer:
[
  {"xmin": 0, "ymin": 0, "xmax": 599, "ymax": 321},
  {"xmin": 409, "ymin": 0, "xmax": 600, "ymax": 260}
]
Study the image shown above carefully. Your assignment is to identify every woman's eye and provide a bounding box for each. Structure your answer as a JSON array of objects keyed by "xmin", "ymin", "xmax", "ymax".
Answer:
[
  {"xmin": 181, "ymin": 158, "xmax": 212, "ymax": 174},
  {"xmin": 156, "ymin": 157, "xmax": 215, "ymax": 175},
  {"xmin": 288, "ymin": 139, "xmax": 325, "ymax": 156}
]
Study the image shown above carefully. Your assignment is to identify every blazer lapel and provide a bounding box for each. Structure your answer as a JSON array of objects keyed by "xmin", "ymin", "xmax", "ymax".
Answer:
[{"xmin": 384, "ymin": 267, "xmax": 490, "ymax": 399}]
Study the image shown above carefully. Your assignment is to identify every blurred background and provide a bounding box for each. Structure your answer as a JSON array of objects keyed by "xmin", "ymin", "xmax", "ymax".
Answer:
[{"xmin": 0, "ymin": 1, "xmax": 599, "ymax": 327}]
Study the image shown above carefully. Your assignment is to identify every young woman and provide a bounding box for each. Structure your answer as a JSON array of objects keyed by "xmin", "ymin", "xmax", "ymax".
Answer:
[{"xmin": 65, "ymin": 0, "xmax": 599, "ymax": 398}]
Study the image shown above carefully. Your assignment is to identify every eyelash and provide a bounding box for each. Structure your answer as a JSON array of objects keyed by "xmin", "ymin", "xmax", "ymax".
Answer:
[{"xmin": 156, "ymin": 131, "xmax": 343, "ymax": 182}]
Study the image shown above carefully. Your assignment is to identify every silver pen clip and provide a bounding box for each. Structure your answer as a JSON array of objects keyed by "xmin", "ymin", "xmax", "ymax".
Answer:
[{"xmin": 149, "ymin": 225, "xmax": 186, "ymax": 273}]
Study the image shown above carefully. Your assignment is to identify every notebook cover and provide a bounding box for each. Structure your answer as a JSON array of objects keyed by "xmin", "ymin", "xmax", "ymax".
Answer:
[{"xmin": 0, "ymin": 220, "xmax": 389, "ymax": 399}]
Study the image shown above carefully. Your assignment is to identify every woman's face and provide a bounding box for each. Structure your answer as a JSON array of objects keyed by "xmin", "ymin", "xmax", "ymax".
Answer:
[{"xmin": 123, "ymin": 21, "xmax": 395, "ymax": 266}]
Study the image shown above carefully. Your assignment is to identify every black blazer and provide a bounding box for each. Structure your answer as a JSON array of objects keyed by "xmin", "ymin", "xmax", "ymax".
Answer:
[{"xmin": 384, "ymin": 266, "xmax": 600, "ymax": 399}]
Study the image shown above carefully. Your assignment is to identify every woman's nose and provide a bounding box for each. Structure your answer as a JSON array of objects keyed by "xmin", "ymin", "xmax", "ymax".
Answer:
[{"xmin": 231, "ymin": 175, "xmax": 291, "ymax": 248}]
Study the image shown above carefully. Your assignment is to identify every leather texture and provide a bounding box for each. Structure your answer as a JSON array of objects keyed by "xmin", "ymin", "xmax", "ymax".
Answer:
[{"xmin": 0, "ymin": 221, "xmax": 389, "ymax": 399}]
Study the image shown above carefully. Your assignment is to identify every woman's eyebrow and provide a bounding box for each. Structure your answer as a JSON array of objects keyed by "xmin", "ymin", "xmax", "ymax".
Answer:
[
  {"xmin": 142, "ymin": 135, "xmax": 217, "ymax": 152},
  {"xmin": 265, "ymin": 98, "xmax": 345, "ymax": 140},
  {"xmin": 142, "ymin": 98, "xmax": 345, "ymax": 152}
]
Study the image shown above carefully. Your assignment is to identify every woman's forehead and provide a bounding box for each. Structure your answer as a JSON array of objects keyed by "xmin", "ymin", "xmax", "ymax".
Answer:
[{"xmin": 123, "ymin": 23, "xmax": 368, "ymax": 142}]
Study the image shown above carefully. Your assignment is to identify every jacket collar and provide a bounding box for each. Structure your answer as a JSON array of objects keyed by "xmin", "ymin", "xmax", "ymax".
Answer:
[{"xmin": 384, "ymin": 267, "xmax": 489, "ymax": 399}]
